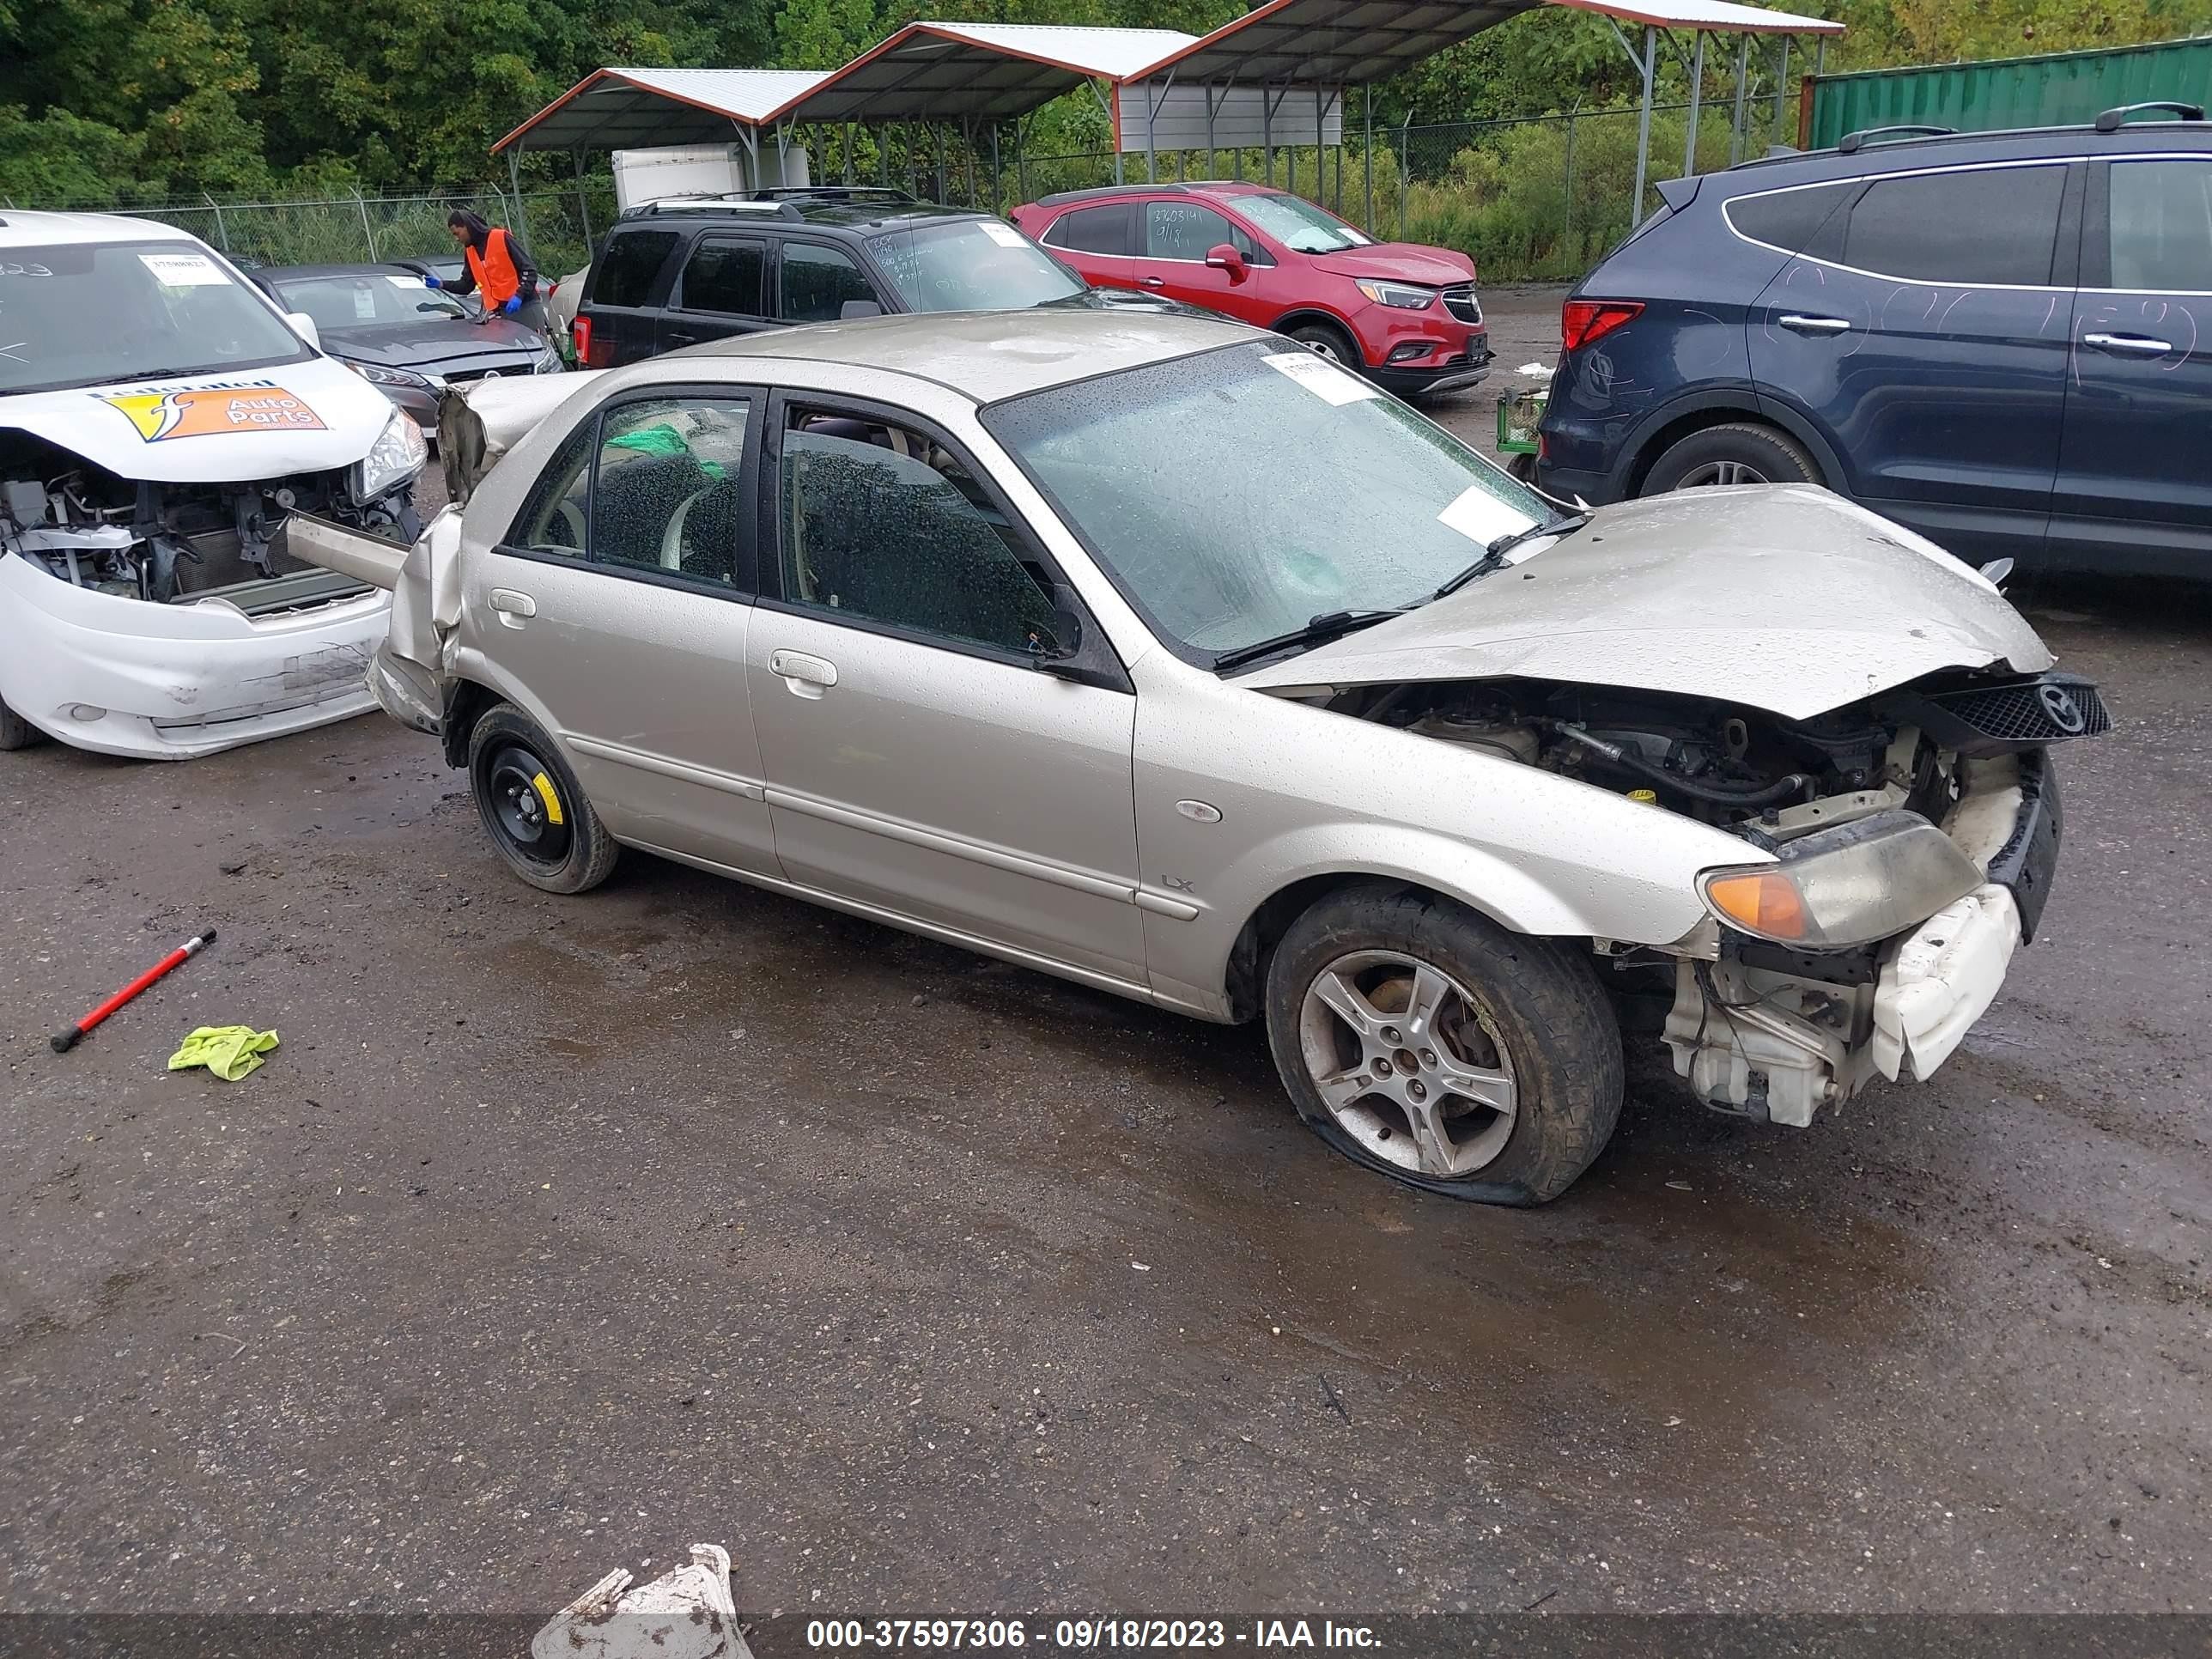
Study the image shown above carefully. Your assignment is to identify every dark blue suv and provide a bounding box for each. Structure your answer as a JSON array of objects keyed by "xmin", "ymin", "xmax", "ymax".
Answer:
[{"xmin": 1537, "ymin": 106, "xmax": 2212, "ymax": 575}]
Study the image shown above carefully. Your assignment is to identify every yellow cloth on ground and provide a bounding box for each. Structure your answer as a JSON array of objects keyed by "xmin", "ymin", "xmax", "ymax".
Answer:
[{"xmin": 167, "ymin": 1025, "xmax": 280, "ymax": 1081}]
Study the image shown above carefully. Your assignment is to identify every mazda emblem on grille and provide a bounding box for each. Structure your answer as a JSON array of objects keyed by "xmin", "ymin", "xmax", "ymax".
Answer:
[{"xmin": 2039, "ymin": 683, "xmax": 2086, "ymax": 735}]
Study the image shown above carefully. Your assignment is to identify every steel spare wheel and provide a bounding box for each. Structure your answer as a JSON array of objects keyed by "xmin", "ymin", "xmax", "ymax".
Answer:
[{"xmin": 1296, "ymin": 949, "xmax": 1518, "ymax": 1177}]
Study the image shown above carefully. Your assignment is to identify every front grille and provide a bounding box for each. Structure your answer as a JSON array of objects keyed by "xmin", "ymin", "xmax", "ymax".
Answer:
[
  {"xmin": 1441, "ymin": 283, "xmax": 1482, "ymax": 325},
  {"xmin": 1930, "ymin": 678, "xmax": 2111, "ymax": 744}
]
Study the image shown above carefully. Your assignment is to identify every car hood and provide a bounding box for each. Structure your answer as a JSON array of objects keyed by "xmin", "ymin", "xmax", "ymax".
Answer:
[
  {"xmin": 0, "ymin": 353, "xmax": 396, "ymax": 483},
  {"xmin": 1235, "ymin": 486, "xmax": 2055, "ymax": 720},
  {"xmin": 1321, "ymin": 242, "xmax": 1477, "ymax": 286},
  {"xmin": 322, "ymin": 318, "xmax": 545, "ymax": 370}
]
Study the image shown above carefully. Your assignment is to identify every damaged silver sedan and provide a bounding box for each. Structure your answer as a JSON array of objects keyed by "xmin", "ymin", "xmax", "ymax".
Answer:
[{"xmin": 295, "ymin": 310, "xmax": 2106, "ymax": 1203}]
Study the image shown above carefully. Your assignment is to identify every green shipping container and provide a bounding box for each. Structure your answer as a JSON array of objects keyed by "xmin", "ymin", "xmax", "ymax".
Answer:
[{"xmin": 1802, "ymin": 35, "xmax": 2212, "ymax": 151}]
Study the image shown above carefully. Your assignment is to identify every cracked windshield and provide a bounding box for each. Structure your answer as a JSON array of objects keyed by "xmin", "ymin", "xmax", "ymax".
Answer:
[{"xmin": 984, "ymin": 341, "xmax": 1549, "ymax": 659}]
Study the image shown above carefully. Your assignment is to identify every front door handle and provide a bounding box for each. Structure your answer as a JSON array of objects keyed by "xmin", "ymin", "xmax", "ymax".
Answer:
[
  {"xmin": 1778, "ymin": 313, "xmax": 1851, "ymax": 336},
  {"xmin": 1141, "ymin": 276, "xmax": 1167, "ymax": 289},
  {"xmin": 488, "ymin": 587, "xmax": 536, "ymax": 628},
  {"xmin": 769, "ymin": 648, "xmax": 838, "ymax": 699},
  {"xmin": 2082, "ymin": 331, "xmax": 2172, "ymax": 356}
]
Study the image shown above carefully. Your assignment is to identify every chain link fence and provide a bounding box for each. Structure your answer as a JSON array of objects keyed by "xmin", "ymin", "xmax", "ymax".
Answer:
[
  {"xmin": 3, "ymin": 182, "xmax": 617, "ymax": 280},
  {"xmin": 9, "ymin": 90, "xmax": 1798, "ymax": 287}
]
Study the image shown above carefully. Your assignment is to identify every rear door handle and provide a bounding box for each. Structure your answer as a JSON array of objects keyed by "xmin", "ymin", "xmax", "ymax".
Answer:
[
  {"xmin": 1141, "ymin": 276, "xmax": 1167, "ymax": 289},
  {"xmin": 1778, "ymin": 313, "xmax": 1850, "ymax": 336},
  {"xmin": 663, "ymin": 332, "xmax": 698, "ymax": 348},
  {"xmin": 2082, "ymin": 331, "xmax": 2172, "ymax": 356},
  {"xmin": 488, "ymin": 587, "xmax": 536, "ymax": 628},
  {"xmin": 769, "ymin": 649, "xmax": 837, "ymax": 698}
]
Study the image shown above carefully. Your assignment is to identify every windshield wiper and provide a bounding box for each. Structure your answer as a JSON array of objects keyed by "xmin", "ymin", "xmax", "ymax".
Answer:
[
  {"xmin": 1212, "ymin": 608, "xmax": 1407, "ymax": 672},
  {"xmin": 1433, "ymin": 511, "xmax": 1592, "ymax": 599}
]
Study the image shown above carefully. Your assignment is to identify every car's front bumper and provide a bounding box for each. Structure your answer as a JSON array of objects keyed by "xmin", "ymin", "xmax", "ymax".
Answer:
[
  {"xmin": 1662, "ymin": 757, "xmax": 2057, "ymax": 1126},
  {"xmin": 0, "ymin": 552, "xmax": 389, "ymax": 760}
]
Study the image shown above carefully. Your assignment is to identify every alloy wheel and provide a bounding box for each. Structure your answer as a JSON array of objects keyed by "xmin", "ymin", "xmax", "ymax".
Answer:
[
  {"xmin": 1674, "ymin": 459, "xmax": 1769, "ymax": 488},
  {"xmin": 1296, "ymin": 950, "xmax": 1517, "ymax": 1178}
]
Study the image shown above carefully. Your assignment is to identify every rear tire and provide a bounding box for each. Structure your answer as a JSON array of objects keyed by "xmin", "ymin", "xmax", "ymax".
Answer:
[
  {"xmin": 1284, "ymin": 319, "xmax": 1363, "ymax": 373},
  {"xmin": 1641, "ymin": 421, "xmax": 1820, "ymax": 494},
  {"xmin": 1263, "ymin": 883, "xmax": 1623, "ymax": 1205},
  {"xmin": 466, "ymin": 703, "xmax": 619, "ymax": 894},
  {"xmin": 0, "ymin": 696, "xmax": 41, "ymax": 750}
]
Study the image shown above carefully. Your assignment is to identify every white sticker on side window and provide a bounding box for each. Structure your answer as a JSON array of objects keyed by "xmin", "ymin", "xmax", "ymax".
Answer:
[
  {"xmin": 977, "ymin": 220, "xmax": 1028, "ymax": 248},
  {"xmin": 1436, "ymin": 483, "xmax": 1529, "ymax": 549},
  {"xmin": 137, "ymin": 252, "xmax": 229, "ymax": 287},
  {"xmin": 1262, "ymin": 349, "xmax": 1379, "ymax": 405}
]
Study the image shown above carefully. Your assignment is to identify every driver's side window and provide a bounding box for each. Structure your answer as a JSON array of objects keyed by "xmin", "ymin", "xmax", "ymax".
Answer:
[{"xmin": 775, "ymin": 404, "xmax": 1060, "ymax": 658}]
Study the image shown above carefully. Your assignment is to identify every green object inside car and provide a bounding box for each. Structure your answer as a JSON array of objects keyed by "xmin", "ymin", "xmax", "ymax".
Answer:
[{"xmin": 605, "ymin": 422, "xmax": 726, "ymax": 481}]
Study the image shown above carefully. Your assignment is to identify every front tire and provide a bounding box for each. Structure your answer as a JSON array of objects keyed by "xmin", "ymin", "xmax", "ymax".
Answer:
[
  {"xmin": 466, "ymin": 703, "xmax": 619, "ymax": 894},
  {"xmin": 1641, "ymin": 421, "xmax": 1820, "ymax": 494},
  {"xmin": 1285, "ymin": 319, "xmax": 1362, "ymax": 372},
  {"xmin": 1263, "ymin": 884, "xmax": 1622, "ymax": 1205}
]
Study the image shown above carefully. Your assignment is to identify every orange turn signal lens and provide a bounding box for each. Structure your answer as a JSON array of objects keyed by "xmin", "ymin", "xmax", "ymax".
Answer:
[{"xmin": 1703, "ymin": 870, "xmax": 1809, "ymax": 941}]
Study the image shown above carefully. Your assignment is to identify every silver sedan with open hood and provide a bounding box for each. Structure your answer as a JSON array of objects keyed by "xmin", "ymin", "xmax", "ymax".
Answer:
[{"xmin": 294, "ymin": 310, "xmax": 2106, "ymax": 1204}]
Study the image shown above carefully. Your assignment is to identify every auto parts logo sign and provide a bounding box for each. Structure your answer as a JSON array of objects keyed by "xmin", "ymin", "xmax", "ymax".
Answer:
[{"xmin": 100, "ymin": 382, "xmax": 325, "ymax": 442}]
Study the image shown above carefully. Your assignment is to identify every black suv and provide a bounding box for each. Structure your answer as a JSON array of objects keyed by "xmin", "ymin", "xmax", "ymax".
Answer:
[
  {"xmin": 576, "ymin": 188, "xmax": 1181, "ymax": 369},
  {"xmin": 1538, "ymin": 103, "xmax": 2212, "ymax": 574}
]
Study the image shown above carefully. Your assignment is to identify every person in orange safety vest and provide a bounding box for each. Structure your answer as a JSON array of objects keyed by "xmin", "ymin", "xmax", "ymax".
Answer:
[{"xmin": 425, "ymin": 210, "xmax": 550, "ymax": 336}]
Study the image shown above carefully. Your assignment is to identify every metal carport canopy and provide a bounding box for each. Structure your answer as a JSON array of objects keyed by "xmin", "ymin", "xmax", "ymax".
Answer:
[
  {"xmin": 1133, "ymin": 0, "xmax": 1837, "ymax": 89},
  {"xmin": 493, "ymin": 68, "xmax": 834, "ymax": 153},
  {"xmin": 761, "ymin": 22, "xmax": 1199, "ymax": 125}
]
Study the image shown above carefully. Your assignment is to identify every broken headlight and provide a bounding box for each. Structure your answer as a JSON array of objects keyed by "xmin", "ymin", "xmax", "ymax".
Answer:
[
  {"xmin": 356, "ymin": 407, "xmax": 428, "ymax": 502},
  {"xmin": 1698, "ymin": 810, "xmax": 1984, "ymax": 950}
]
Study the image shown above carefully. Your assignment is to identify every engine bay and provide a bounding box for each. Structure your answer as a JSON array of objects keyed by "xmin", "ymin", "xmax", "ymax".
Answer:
[{"xmin": 0, "ymin": 431, "xmax": 412, "ymax": 604}]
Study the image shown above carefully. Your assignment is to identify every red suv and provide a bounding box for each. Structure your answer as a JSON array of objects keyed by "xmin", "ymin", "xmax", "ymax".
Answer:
[{"xmin": 1010, "ymin": 183, "xmax": 1491, "ymax": 398}]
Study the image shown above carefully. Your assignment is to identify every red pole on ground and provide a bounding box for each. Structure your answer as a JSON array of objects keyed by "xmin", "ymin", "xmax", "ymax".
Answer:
[{"xmin": 52, "ymin": 930, "xmax": 217, "ymax": 1053}]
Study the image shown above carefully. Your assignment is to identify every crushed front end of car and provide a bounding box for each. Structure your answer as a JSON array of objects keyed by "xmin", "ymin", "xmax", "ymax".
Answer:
[{"xmin": 0, "ymin": 410, "xmax": 426, "ymax": 759}]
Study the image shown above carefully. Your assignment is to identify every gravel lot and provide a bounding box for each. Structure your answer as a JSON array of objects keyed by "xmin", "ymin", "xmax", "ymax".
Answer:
[{"xmin": 3, "ymin": 287, "xmax": 2209, "ymax": 1618}]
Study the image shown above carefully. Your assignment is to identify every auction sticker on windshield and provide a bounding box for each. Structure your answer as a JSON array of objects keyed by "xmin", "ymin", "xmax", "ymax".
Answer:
[
  {"xmin": 137, "ymin": 252, "xmax": 231, "ymax": 288},
  {"xmin": 978, "ymin": 221, "xmax": 1028, "ymax": 248},
  {"xmin": 1262, "ymin": 350, "xmax": 1379, "ymax": 407},
  {"xmin": 99, "ymin": 382, "xmax": 326, "ymax": 442}
]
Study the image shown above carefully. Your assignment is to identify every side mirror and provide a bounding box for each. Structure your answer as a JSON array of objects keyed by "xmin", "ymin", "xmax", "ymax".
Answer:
[
  {"xmin": 1204, "ymin": 243, "xmax": 1249, "ymax": 283},
  {"xmin": 839, "ymin": 299, "xmax": 884, "ymax": 319},
  {"xmin": 286, "ymin": 312, "xmax": 321, "ymax": 351}
]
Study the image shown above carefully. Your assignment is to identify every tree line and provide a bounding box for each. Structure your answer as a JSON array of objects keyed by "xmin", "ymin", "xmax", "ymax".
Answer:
[{"xmin": 0, "ymin": 0, "xmax": 2197, "ymax": 205}]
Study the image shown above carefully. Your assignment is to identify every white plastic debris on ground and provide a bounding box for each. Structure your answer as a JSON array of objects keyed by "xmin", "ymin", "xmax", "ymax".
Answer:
[
  {"xmin": 532, "ymin": 1543, "xmax": 751, "ymax": 1659},
  {"xmin": 1516, "ymin": 362, "xmax": 1553, "ymax": 379}
]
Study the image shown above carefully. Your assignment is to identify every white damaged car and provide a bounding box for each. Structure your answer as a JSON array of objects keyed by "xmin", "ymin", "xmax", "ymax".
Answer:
[{"xmin": 0, "ymin": 210, "xmax": 427, "ymax": 759}]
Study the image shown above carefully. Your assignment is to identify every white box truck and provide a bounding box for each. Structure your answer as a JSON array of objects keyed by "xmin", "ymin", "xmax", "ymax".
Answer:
[{"xmin": 610, "ymin": 143, "xmax": 811, "ymax": 213}]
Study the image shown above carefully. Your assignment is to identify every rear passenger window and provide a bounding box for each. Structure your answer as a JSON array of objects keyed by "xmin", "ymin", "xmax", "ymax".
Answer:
[
  {"xmin": 589, "ymin": 230, "xmax": 679, "ymax": 308},
  {"xmin": 2107, "ymin": 159, "xmax": 2212, "ymax": 290},
  {"xmin": 588, "ymin": 398, "xmax": 753, "ymax": 583},
  {"xmin": 679, "ymin": 238, "xmax": 766, "ymax": 315},
  {"xmin": 1726, "ymin": 183, "xmax": 1856, "ymax": 258},
  {"xmin": 778, "ymin": 245, "xmax": 879, "ymax": 324},
  {"xmin": 1841, "ymin": 166, "xmax": 2065, "ymax": 285},
  {"xmin": 1044, "ymin": 204, "xmax": 1133, "ymax": 256}
]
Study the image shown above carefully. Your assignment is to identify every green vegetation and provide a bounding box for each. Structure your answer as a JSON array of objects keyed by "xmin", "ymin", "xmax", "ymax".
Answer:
[{"xmin": 2, "ymin": 0, "xmax": 2205, "ymax": 284}]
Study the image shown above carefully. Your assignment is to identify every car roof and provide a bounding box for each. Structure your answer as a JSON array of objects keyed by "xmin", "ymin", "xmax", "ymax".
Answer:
[
  {"xmin": 0, "ymin": 210, "xmax": 202, "ymax": 248},
  {"xmin": 665, "ymin": 307, "xmax": 1252, "ymax": 403},
  {"xmin": 1709, "ymin": 116, "xmax": 2212, "ymax": 192},
  {"xmin": 611, "ymin": 198, "xmax": 989, "ymax": 234},
  {"xmin": 1035, "ymin": 181, "xmax": 1286, "ymax": 209}
]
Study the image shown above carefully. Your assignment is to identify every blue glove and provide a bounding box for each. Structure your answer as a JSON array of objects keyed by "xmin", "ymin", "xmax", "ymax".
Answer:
[
  {"xmin": 421, "ymin": 274, "xmax": 441, "ymax": 289},
  {"xmin": 501, "ymin": 295, "xmax": 521, "ymax": 315}
]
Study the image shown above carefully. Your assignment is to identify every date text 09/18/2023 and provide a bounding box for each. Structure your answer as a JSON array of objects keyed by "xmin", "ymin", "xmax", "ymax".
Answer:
[{"xmin": 804, "ymin": 1621, "xmax": 1382, "ymax": 1650}]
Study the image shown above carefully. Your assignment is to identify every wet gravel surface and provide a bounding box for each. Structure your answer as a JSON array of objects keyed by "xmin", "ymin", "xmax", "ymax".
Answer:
[{"xmin": 3, "ymin": 289, "xmax": 2209, "ymax": 1617}]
